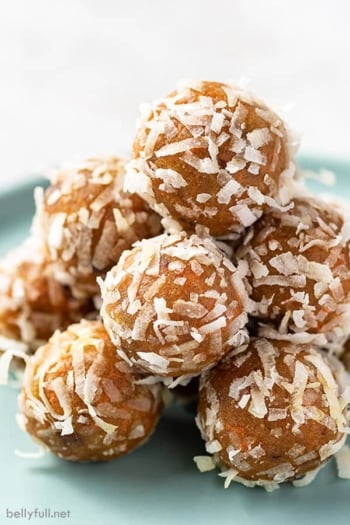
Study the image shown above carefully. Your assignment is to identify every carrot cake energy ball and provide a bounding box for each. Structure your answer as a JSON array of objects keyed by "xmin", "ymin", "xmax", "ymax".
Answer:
[
  {"xmin": 236, "ymin": 196, "xmax": 350, "ymax": 343},
  {"xmin": 196, "ymin": 338, "xmax": 348, "ymax": 489},
  {"xmin": 99, "ymin": 232, "xmax": 249, "ymax": 379},
  {"xmin": 0, "ymin": 242, "xmax": 94, "ymax": 352},
  {"xmin": 33, "ymin": 156, "xmax": 162, "ymax": 298},
  {"xmin": 19, "ymin": 320, "xmax": 163, "ymax": 461},
  {"xmin": 126, "ymin": 79, "xmax": 296, "ymax": 238}
]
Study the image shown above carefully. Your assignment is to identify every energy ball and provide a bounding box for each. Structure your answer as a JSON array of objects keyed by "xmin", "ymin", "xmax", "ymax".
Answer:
[
  {"xmin": 19, "ymin": 320, "xmax": 163, "ymax": 461},
  {"xmin": 236, "ymin": 197, "xmax": 350, "ymax": 343},
  {"xmin": 33, "ymin": 156, "xmax": 162, "ymax": 298},
  {"xmin": 196, "ymin": 338, "xmax": 347, "ymax": 489},
  {"xmin": 0, "ymin": 242, "xmax": 94, "ymax": 352},
  {"xmin": 99, "ymin": 232, "xmax": 249, "ymax": 379},
  {"xmin": 126, "ymin": 79, "xmax": 296, "ymax": 238}
]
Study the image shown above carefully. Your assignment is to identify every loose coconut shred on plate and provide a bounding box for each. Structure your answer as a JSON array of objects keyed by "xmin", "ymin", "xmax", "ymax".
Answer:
[{"xmin": 0, "ymin": 79, "xmax": 349, "ymax": 490}]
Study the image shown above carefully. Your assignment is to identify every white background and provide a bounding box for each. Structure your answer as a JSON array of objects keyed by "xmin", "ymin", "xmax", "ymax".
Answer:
[{"xmin": 0, "ymin": 0, "xmax": 349, "ymax": 190}]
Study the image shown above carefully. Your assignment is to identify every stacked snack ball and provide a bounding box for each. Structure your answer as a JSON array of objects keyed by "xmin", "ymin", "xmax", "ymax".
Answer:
[
  {"xmin": 126, "ymin": 79, "xmax": 296, "ymax": 238},
  {"xmin": 236, "ymin": 196, "xmax": 350, "ymax": 343},
  {"xmin": 99, "ymin": 232, "xmax": 249, "ymax": 379},
  {"xmin": 3, "ymin": 77, "xmax": 348, "ymax": 490},
  {"xmin": 19, "ymin": 320, "xmax": 163, "ymax": 461},
  {"xmin": 0, "ymin": 241, "xmax": 94, "ymax": 352},
  {"xmin": 196, "ymin": 338, "xmax": 347, "ymax": 489},
  {"xmin": 33, "ymin": 156, "xmax": 162, "ymax": 298}
]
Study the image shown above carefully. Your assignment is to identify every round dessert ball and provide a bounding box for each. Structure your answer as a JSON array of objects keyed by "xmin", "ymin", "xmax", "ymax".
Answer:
[
  {"xmin": 196, "ymin": 338, "xmax": 347, "ymax": 489},
  {"xmin": 19, "ymin": 320, "xmax": 163, "ymax": 461},
  {"xmin": 126, "ymin": 79, "xmax": 296, "ymax": 238},
  {"xmin": 236, "ymin": 197, "xmax": 350, "ymax": 343},
  {"xmin": 0, "ymin": 241, "xmax": 94, "ymax": 352},
  {"xmin": 33, "ymin": 156, "xmax": 162, "ymax": 298},
  {"xmin": 99, "ymin": 232, "xmax": 249, "ymax": 379}
]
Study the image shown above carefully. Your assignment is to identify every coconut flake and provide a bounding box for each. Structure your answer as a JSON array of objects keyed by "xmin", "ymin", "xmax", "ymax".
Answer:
[
  {"xmin": 154, "ymin": 168, "xmax": 188, "ymax": 188},
  {"xmin": 196, "ymin": 193, "xmax": 212, "ymax": 204},
  {"xmin": 231, "ymin": 205, "xmax": 257, "ymax": 227},
  {"xmin": 137, "ymin": 352, "xmax": 169, "ymax": 373},
  {"xmin": 206, "ymin": 440, "xmax": 223, "ymax": 453},
  {"xmin": 217, "ymin": 180, "xmax": 241, "ymax": 205},
  {"xmin": 211, "ymin": 112, "xmax": 225, "ymax": 134},
  {"xmin": 243, "ymin": 146, "xmax": 266, "ymax": 165},
  {"xmin": 199, "ymin": 316, "xmax": 226, "ymax": 335},
  {"xmin": 0, "ymin": 343, "xmax": 29, "ymax": 385},
  {"xmin": 48, "ymin": 213, "xmax": 66, "ymax": 250},
  {"xmin": 292, "ymin": 466, "xmax": 322, "ymax": 487},
  {"xmin": 193, "ymin": 455, "xmax": 216, "ymax": 472},
  {"xmin": 15, "ymin": 446, "xmax": 46, "ymax": 459},
  {"xmin": 335, "ymin": 444, "xmax": 350, "ymax": 478},
  {"xmin": 156, "ymin": 137, "xmax": 207, "ymax": 157},
  {"xmin": 269, "ymin": 252, "xmax": 299, "ymax": 276},
  {"xmin": 247, "ymin": 127, "xmax": 271, "ymax": 149},
  {"xmin": 268, "ymin": 408, "xmax": 288, "ymax": 421}
]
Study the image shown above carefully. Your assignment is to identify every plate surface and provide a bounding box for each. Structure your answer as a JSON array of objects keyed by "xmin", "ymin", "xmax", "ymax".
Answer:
[{"xmin": 0, "ymin": 157, "xmax": 349, "ymax": 525}]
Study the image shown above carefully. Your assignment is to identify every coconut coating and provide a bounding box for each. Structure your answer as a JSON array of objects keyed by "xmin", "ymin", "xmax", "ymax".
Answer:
[
  {"xmin": 19, "ymin": 320, "xmax": 163, "ymax": 462},
  {"xmin": 236, "ymin": 197, "xmax": 350, "ymax": 342},
  {"xmin": 33, "ymin": 156, "xmax": 162, "ymax": 298},
  {"xmin": 0, "ymin": 242, "xmax": 94, "ymax": 352},
  {"xmin": 126, "ymin": 79, "xmax": 295, "ymax": 238},
  {"xmin": 99, "ymin": 232, "xmax": 249, "ymax": 379},
  {"xmin": 197, "ymin": 338, "xmax": 347, "ymax": 489}
]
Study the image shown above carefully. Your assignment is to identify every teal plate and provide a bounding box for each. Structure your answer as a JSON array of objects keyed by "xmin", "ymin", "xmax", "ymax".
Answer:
[{"xmin": 0, "ymin": 156, "xmax": 349, "ymax": 525}]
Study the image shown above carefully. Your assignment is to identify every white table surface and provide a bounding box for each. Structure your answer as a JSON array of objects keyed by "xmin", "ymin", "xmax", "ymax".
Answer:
[{"xmin": 0, "ymin": 0, "xmax": 349, "ymax": 191}]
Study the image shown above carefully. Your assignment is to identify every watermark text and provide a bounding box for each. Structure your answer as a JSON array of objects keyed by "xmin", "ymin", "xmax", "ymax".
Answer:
[{"xmin": 5, "ymin": 508, "xmax": 71, "ymax": 520}]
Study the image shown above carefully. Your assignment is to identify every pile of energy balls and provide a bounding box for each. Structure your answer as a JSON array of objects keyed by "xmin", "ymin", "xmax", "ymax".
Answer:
[{"xmin": 1, "ymin": 80, "xmax": 350, "ymax": 491}]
